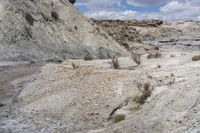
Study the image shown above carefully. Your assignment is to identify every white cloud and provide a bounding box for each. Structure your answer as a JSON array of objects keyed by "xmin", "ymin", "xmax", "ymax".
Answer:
[
  {"xmin": 160, "ymin": 0, "xmax": 200, "ymax": 20},
  {"xmin": 76, "ymin": 0, "xmax": 200, "ymax": 20},
  {"xmin": 161, "ymin": 1, "xmax": 190, "ymax": 13},
  {"xmin": 127, "ymin": 0, "xmax": 168, "ymax": 7},
  {"xmin": 85, "ymin": 10, "xmax": 162, "ymax": 20}
]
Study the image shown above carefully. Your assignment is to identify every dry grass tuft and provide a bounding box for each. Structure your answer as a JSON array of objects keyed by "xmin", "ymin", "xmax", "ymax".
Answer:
[
  {"xmin": 113, "ymin": 114, "xmax": 125, "ymax": 123},
  {"xmin": 84, "ymin": 53, "xmax": 93, "ymax": 61},
  {"xmin": 137, "ymin": 87, "xmax": 152, "ymax": 104},
  {"xmin": 128, "ymin": 103, "xmax": 141, "ymax": 111},
  {"xmin": 72, "ymin": 63, "xmax": 79, "ymax": 69},
  {"xmin": 131, "ymin": 52, "xmax": 141, "ymax": 65},
  {"xmin": 147, "ymin": 52, "xmax": 161, "ymax": 59},
  {"xmin": 112, "ymin": 57, "xmax": 120, "ymax": 69},
  {"xmin": 143, "ymin": 83, "xmax": 150, "ymax": 91},
  {"xmin": 129, "ymin": 83, "xmax": 152, "ymax": 106}
]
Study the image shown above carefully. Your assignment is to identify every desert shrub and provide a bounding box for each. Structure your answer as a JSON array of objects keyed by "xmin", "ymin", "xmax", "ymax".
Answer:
[
  {"xmin": 154, "ymin": 46, "xmax": 159, "ymax": 50},
  {"xmin": 137, "ymin": 83, "xmax": 152, "ymax": 104},
  {"xmin": 72, "ymin": 63, "xmax": 79, "ymax": 69},
  {"xmin": 41, "ymin": 14, "xmax": 50, "ymax": 22},
  {"xmin": 0, "ymin": 103, "xmax": 5, "ymax": 107},
  {"xmin": 121, "ymin": 42, "xmax": 129, "ymax": 50},
  {"xmin": 157, "ymin": 65, "xmax": 161, "ymax": 68},
  {"xmin": 23, "ymin": 26, "xmax": 32, "ymax": 38},
  {"xmin": 131, "ymin": 52, "xmax": 141, "ymax": 65},
  {"xmin": 46, "ymin": 58, "xmax": 63, "ymax": 63},
  {"xmin": 192, "ymin": 55, "xmax": 200, "ymax": 61},
  {"xmin": 171, "ymin": 73, "xmax": 175, "ymax": 77},
  {"xmin": 113, "ymin": 114, "xmax": 125, "ymax": 123},
  {"xmin": 129, "ymin": 91, "xmax": 142, "ymax": 102},
  {"xmin": 130, "ymin": 83, "xmax": 152, "ymax": 105},
  {"xmin": 84, "ymin": 53, "xmax": 93, "ymax": 61},
  {"xmin": 128, "ymin": 103, "xmax": 141, "ymax": 111},
  {"xmin": 74, "ymin": 26, "xmax": 78, "ymax": 30},
  {"xmin": 170, "ymin": 54, "xmax": 176, "ymax": 58},
  {"xmin": 25, "ymin": 13, "xmax": 34, "ymax": 26},
  {"xmin": 143, "ymin": 83, "xmax": 150, "ymax": 91},
  {"xmin": 112, "ymin": 57, "xmax": 119, "ymax": 69},
  {"xmin": 147, "ymin": 52, "xmax": 161, "ymax": 59},
  {"xmin": 51, "ymin": 11, "xmax": 59, "ymax": 20}
]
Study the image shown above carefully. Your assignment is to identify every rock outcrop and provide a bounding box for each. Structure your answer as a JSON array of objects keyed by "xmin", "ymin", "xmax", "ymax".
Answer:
[
  {"xmin": 94, "ymin": 20, "xmax": 161, "ymax": 54},
  {"xmin": 0, "ymin": 0, "xmax": 127, "ymax": 62}
]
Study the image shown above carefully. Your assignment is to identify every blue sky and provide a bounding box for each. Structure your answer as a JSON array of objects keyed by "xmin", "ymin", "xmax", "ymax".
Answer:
[{"xmin": 75, "ymin": 0, "xmax": 200, "ymax": 20}]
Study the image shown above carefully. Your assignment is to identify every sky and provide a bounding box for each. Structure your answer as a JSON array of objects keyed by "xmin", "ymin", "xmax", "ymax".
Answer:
[{"xmin": 75, "ymin": 0, "xmax": 200, "ymax": 20}]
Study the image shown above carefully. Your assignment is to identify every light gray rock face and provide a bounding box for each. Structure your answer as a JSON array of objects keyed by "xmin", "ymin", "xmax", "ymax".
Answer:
[{"xmin": 0, "ymin": 0, "xmax": 127, "ymax": 62}]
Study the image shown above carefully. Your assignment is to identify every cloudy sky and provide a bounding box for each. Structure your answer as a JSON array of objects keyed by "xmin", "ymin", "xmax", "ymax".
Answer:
[{"xmin": 75, "ymin": 0, "xmax": 200, "ymax": 20}]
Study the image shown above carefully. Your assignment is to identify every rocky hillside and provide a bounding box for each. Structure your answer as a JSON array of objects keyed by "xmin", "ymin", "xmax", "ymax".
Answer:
[
  {"xmin": 0, "ymin": 0, "xmax": 127, "ymax": 62},
  {"xmin": 94, "ymin": 20, "xmax": 163, "ymax": 53},
  {"xmin": 1, "ymin": 19, "xmax": 200, "ymax": 133},
  {"xmin": 0, "ymin": 2, "xmax": 200, "ymax": 132},
  {"xmin": 94, "ymin": 19, "xmax": 200, "ymax": 56}
]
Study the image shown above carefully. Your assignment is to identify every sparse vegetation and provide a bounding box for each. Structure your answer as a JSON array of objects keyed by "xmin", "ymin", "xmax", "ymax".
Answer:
[
  {"xmin": 144, "ymin": 83, "xmax": 150, "ymax": 90},
  {"xmin": 25, "ymin": 13, "xmax": 34, "ymax": 26},
  {"xmin": 23, "ymin": 26, "xmax": 32, "ymax": 39},
  {"xmin": 171, "ymin": 73, "xmax": 175, "ymax": 77},
  {"xmin": 121, "ymin": 42, "xmax": 129, "ymax": 50},
  {"xmin": 168, "ymin": 77, "xmax": 175, "ymax": 85},
  {"xmin": 113, "ymin": 114, "xmax": 125, "ymax": 123},
  {"xmin": 46, "ymin": 58, "xmax": 63, "ymax": 63},
  {"xmin": 137, "ymin": 83, "xmax": 152, "ymax": 104},
  {"xmin": 94, "ymin": 20, "xmax": 143, "ymax": 51},
  {"xmin": 129, "ymin": 83, "xmax": 152, "ymax": 106},
  {"xmin": 192, "ymin": 55, "xmax": 200, "ymax": 61},
  {"xmin": 41, "ymin": 13, "xmax": 50, "ymax": 22},
  {"xmin": 147, "ymin": 75, "xmax": 153, "ymax": 79},
  {"xmin": 128, "ymin": 103, "xmax": 141, "ymax": 111},
  {"xmin": 84, "ymin": 53, "xmax": 93, "ymax": 61},
  {"xmin": 0, "ymin": 103, "xmax": 5, "ymax": 107},
  {"xmin": 147, "ymin": 52, "xmax": 161, "ymax": 59},
  {"xmin": 170, "ymin": 54, "xmax": 176, "ymax": 58},
  {"xmin": 112, "ymin": 57, "xmax": 120, "ymax": 69},
  {"xmin": 129, "ymin": 91, "xmax": 143, "ymax": 102},
  {"xmin": 154, "ymin": 46, "xmax": 159, "ymax": 50},
  {"xmin": 157, "ymin": 65, "xmax": 161, "ymax": 68},
  {"xmin": 131, "ymin": 52, "xmax": 141, "ymax": 65},
  {"xmin": 51, "ymin": 11, "xmax": 59, "ymax": 20},
  {"xmin": 126, "ymin": 83, "xmax": 152, "ymax": 113},
  {"xmin": 72, "ymin": 62, "xmax": 79, "ymax": 69}
]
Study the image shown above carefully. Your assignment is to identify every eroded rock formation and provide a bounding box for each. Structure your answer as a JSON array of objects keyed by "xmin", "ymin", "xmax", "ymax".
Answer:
[{"xmin": 0, "ymin": 0, "xmax": 127, "ymax": 62}]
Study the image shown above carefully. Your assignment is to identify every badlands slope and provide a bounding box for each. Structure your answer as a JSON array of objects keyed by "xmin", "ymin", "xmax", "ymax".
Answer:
[{"xmin": 0, "ymin": 1, "xmax": 200, "ymax": 133}]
